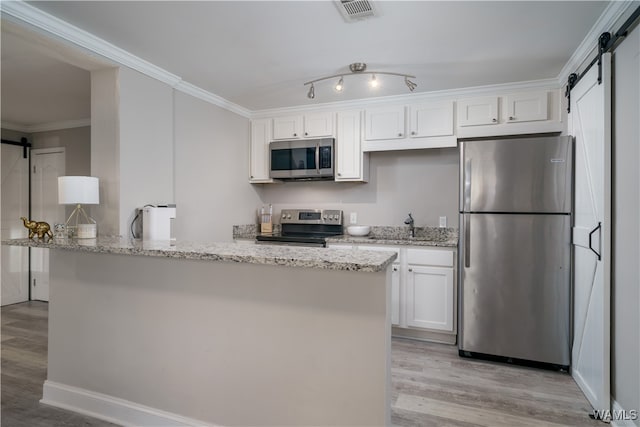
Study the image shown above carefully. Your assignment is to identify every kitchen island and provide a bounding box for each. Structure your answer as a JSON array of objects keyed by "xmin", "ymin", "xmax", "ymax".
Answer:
[{"xmin": 3, "ymin": 237, "xmax": 396, "ymax": 426}]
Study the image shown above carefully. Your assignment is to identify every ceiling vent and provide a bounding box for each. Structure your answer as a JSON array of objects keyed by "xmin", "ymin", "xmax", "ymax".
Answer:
[{"xmin": 335, "ymin": 0, "xmax": 377, "ymax": 22}]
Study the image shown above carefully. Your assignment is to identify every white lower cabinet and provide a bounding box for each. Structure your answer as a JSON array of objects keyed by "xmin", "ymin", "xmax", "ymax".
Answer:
[
  {"xmin": 406, "ymin": 265, "xmax": 454, "ymax": 331},
  {"xmin": 329, "ymin": 243, "xmax": 456, "ymax": 337}
]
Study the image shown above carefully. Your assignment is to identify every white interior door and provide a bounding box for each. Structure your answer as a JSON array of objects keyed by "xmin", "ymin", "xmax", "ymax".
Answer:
[
  {"xmin": 569, "ymin": 53, "xmax": 611, "ymax": 416},
  {"xmin": 1, "ymin": 144, "xmax": 30, "ymax": 306},
  {"xmin": 30, "ymin": 148, "xmax": 65, "ymax": 302}
]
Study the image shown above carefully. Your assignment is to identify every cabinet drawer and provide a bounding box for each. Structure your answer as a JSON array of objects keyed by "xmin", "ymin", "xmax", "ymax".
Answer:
[{"xmin": 406, "ymin": 248, "xmax": 453, "ymax": 267}]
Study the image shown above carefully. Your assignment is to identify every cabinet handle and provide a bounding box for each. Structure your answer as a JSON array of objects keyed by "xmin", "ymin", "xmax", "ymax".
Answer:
[
  {"xmin": 337, "ymin": 173, "xmax": 342, "ymax": 176},
  {"xmin": 250, "ymin": 175, "xmax": 254, "ymax": 179},
  {"xmin": 408, "ymin": 268, "xmax": 413, "ymax": 272},
  {"xmin": 492, "ymin": 118, "xmax": 497, "ymax": 123},
  {"xmin": 393, "ymin": 267, "xmax": 398, "ymax": 272},
  {"xmin": 304, "ymin": 132, "xmax": 308, "ymax": 136},
  {"xmin": 509, "ymin": 116, "xmax": 515, "ymax": 121},
  {"xmin": 293, "ymin": 133, "xmax": 297, "ymax": 137},
  {"xmin": 398, "ymin": 133, "xmax": 403, "ymax": 137},
  {"xmin": 411, "ymin": 131, "xmax": 416, "ymax": 135}
]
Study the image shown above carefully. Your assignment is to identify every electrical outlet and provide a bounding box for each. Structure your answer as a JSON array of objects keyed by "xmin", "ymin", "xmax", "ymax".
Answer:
[
  {"xmin": 350, "ymin": 212, "xmax": 357, "ymax": 224},
  {"xmin": 439, "ymin": 216, "xmax": 447, "ymax": 228}
]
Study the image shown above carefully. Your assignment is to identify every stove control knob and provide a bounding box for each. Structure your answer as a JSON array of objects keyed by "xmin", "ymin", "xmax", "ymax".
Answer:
[
  {"xmin": 287, "ymin": 214, "xmax": 292, "ymax": 219},
  {"xmin": 282, "ymin": 214, "xmax": 286, "ymax": 219},
  {"xmin": 323, "ymin": 215, "xmax": 328, "ymax": 220}
]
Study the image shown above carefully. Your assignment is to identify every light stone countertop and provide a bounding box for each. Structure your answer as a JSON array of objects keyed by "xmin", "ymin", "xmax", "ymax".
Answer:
[
  {"xmin": 2, "ymin": 236, "xmax": 397, "ymax": 273},
  {"xmin": 233, "ymin": 225, "xmax": 458, "ymax": 248}
]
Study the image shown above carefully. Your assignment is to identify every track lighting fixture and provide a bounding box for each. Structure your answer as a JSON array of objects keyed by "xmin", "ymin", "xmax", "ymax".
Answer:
[{"xmin": 303, "ymin": 62, "xmax": 417, "ymax": 98}]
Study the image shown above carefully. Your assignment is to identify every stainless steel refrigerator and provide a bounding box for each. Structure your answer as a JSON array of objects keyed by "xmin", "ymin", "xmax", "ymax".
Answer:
[{"xmin": 458, "ymin": 135, "xmax": 572, "ymax": 369}]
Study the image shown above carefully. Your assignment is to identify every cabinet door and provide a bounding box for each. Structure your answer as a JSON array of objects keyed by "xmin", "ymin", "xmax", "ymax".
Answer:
[
  {"xmin": 391, "ymin": 263, "xmax": 400, "ymax": 326},
  {"xmin": 304, "ymin": 112, "xmax": 334, "ymax": 138},
  {"xmin": 409, "ymin": 101, "xmax": 454, "ymax": 138},
  {"xmin": 457, "ymin": 96, "xmax": 499, "ymax": 127},
  {"xmin": 406, "ymin": 265, "xmax": 454, "ymax": 331},
  {"xmin": 272, "ymin": 115, "xmax": 303, "ymax": 140},
  {"xmin": 364, "ymin": 106, "xmax": 405, "ymax": 140},
  {"xmin": 336, "ymin": 110, "xmax": 364, "ymax": 181},
  {"xmin": 250, "ymin": 119, "xmax": 273, "ymax": 182},
  {"xmin": 504, "ymin": 91, "xmax": 548, "ymax": 123}
]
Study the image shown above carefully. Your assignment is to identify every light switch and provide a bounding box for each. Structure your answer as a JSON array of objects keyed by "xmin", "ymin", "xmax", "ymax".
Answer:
[
  {"xmin": 350, "ymin": 212, "xmax": 357, "ymax": 224},
  {"xmin": 439, "ymin": 216, "xmax": 447, "ymax": 228}
]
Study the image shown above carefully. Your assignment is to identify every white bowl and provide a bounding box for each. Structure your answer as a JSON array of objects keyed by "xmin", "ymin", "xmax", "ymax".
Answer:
[{"xmin": 347, "ymin": 225, "xmax": 371, "ymax": 237}]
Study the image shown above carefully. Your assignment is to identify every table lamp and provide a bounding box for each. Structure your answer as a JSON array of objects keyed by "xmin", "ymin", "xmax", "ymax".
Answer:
[{"xmin": 58, "ymin": 176, "xmax": 99, "ymax": 238}]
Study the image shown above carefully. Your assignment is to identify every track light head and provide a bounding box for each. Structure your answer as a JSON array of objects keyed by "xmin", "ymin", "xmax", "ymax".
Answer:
[
  {"xmin": 405, "ymin": 76, "xmax": 417, "ymax": 92},
  {"xmin": 307, "ymin": 83, "xmax": 315, "ymax": 99},
  {"xmin": 335, "ymin": 77, "xmax": 344, "ymax": 92}
]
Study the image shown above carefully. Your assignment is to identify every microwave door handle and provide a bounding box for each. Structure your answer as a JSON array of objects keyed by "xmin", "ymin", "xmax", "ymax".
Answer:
[{"xmin": 315, "ymin": 142, "xmax": 320, "ymax": 175}]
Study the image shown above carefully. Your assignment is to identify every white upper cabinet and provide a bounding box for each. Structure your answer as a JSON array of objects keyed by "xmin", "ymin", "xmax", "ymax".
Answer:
[
  {"xmin": 409, "ymin": 101, "xmax": 454, "ymax": 138},
  {"xmin": 364, "ymin": 106, "xmax": 406, "ymax": 140},
  {"xmin": 335, "ymin": 110, "xmax": 368, "ymax": 182},
  {"xmin": 303, "ymin": 112, "xmax": 334, "ymax": 138},
  {"xmin": 457, "ymin": 96, "xmax": 499, "ymax": 127},
  {"xmin": 456, "ymin": 89, "xmax": 561, "ymax": 138},
  {"xmin": 272, "ymin": 113, "xmax": 334, "ymax": 140},
  {"xmin": 504, "ymin": 91, "xmax": 548, "ymax": 123},
  {"xmin": 272, "ymin": 115, "xmax": 303, "ymax": 140},
  {"xmin": 249, "ymin": 119, "xmax": 273, "ymax": 183}
]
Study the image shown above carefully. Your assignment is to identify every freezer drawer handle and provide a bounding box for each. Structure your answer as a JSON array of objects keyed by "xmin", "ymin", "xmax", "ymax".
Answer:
[
  {"xmin": 588, "ymin": 222, "xmax": 602, "ymax": 261},
  {"xmin": 464, "ymin": 214, "xmax": 471, "ymax": 267}
]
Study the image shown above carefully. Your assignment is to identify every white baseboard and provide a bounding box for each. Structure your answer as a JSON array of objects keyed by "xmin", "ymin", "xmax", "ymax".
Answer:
[
  {"xmin": 610, "ymin": 399, "xmax": 639, "ymax": 427},
  {"xmin": 41, "ymin": 380, "xmax": 219, "ymax": 427}
]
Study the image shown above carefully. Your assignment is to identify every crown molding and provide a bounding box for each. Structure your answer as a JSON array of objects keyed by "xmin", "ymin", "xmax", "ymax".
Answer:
[
  {"xmin": 2, "ymin": 118, "xmax": 91, "ymax": 133},
  {"xmin": 557, "ymin": 0, "xmax": 635, "ymax": 85},
  {"xmin": 251, "ymin": 78, "xmax": 560, "ymax": 118},
  {"xmin": 175, "ymin": 81, "xmax": 252, "ymax": 118},
  {"xmin": 1, "ymin": 1, "xmax": 251, "ymax": 118}
]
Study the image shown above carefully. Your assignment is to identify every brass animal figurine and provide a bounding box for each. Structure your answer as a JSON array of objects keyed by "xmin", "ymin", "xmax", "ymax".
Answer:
[{"xmin": 20, "ymin": 217, "xmax": 53, "ymax": 240}]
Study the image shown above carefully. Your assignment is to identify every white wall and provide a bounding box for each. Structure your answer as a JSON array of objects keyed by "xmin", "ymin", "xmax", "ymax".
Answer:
[
  {"xmin": 90, "ymin": 68, "xmax": 120, "ymax": 235},
  {"xmin": 260, "ymin": 148, "xmax": 459, "ymax": 228},
  {"xmin": 612, "ymin": 22, "xmax": 640, "ymax": 422},
  {"xmin": 118, "ymin": 67, "xmax": 174, "ymax": 236},
  {"xmin": 174, "ymin": 92, "xmax": 263, "ymax": 241}
]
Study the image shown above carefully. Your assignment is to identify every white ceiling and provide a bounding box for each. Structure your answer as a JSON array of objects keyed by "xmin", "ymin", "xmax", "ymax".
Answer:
[{"xmin": 2, "ymin": 1, "xmax": 609, "ymax": 125}]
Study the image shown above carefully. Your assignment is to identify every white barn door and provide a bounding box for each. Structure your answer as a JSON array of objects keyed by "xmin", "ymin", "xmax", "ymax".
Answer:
[
  {"xmin": 569, "ymin": 52, "xmax": 611, "ymax": 416},
  {"xmin": 1, "ymin": 144, "xmax": 30, "ymax": 305}
]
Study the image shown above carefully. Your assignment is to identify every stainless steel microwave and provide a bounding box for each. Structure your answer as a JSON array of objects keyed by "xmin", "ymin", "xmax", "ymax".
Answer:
[{"xmin": 269, "ymin": 138, "xmax": 334, "ymax": 180}]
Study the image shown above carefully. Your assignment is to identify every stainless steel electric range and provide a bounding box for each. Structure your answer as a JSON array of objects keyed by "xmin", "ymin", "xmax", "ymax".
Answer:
[{"xmin": 256, "ymin": 209, "xmax": 343, "ymax": 247}]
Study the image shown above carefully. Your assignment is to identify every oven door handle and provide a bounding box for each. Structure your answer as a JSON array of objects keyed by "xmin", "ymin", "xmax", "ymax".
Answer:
[{"xmin": 315, "ymin": 142, "xmax": 320, "ymax": 175}]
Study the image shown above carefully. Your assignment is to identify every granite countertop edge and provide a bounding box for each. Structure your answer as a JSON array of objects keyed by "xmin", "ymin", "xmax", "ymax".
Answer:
[
  {"xmin": 2, "ymin": 237, "xmax": 396, "ymax": 273},
  {"xmin": 324, "ymin": 235, "xmax": 458, "ymax": 247}
]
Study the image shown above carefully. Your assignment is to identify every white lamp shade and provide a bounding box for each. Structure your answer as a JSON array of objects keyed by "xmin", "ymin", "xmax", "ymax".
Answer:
[{"xmin": 58, "ymin": 176, "xmax": 100, "ymax": 205}]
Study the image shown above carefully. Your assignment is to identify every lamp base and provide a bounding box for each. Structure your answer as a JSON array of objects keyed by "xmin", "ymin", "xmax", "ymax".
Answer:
[
  {"xmin": 76, "ymin": 224, "xmax": 97, "ymax": 239},
  {"xmin": 66, "ymin": 204, "xmax": 97, "ymax": 238}
]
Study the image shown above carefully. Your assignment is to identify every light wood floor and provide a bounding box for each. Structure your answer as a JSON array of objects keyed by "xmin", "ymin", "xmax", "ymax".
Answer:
[{"xmin": 1, "ymin": 301, "xmax": 598, "ymax": 426}]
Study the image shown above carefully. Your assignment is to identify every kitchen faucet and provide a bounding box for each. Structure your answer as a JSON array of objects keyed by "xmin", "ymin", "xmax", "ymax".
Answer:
[{"xmin": 404, "ymin": 213, "xmax": 415, "ymax": 238}]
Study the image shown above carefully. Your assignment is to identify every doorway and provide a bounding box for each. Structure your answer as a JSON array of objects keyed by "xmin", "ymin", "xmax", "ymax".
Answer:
[{"xmin": 30, "ymin": 148, "xmax": 66, "ymax": 302}]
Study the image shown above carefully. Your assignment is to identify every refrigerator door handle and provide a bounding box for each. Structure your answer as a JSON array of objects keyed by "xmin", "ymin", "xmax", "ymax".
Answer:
[
  {"xmin": 464, "ymin": 214, "xmax": 471, "ymax": 267},
  {"xmin": 588, "ymin": 222, "xmax": 602, "ymax": 261},
  {"xmin": 463, "ymin": 159, "xmax": 472, "ymax": 211}
]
